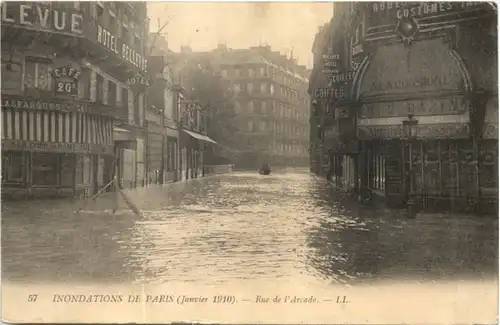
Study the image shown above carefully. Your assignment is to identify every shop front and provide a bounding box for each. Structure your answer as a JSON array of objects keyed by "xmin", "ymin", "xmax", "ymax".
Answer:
[
  {"xmin": 354, "ymin": 38, "xmax": 477, "ymax": 211},
  {"xmin": 179, "ymin": 129, "xmax": 216, "ymax": 180},
  {"xmin": 1, "ymin": 95, "xmax": 114, "ymax": 200}
]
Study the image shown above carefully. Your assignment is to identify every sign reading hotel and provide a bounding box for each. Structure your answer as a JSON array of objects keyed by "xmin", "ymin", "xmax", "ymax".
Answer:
[
  {"xmin": 322, "ymin": 52, "xmax": 341, "ymax": 75},
  {"xmin": 1, "ymin": 2, "xmax": 83, "ymax": 35},
  {"xmin": 52, "ymin": 66, "xmax": 81, "ymax": 96},
  {"xmin": 97, "ymin": 25, "xmax": 147, "ymax": 73}
]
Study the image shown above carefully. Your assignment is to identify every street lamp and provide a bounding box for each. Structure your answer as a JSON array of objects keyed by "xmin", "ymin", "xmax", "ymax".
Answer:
[{"xmin": 402, "ymin": 113, "xmax": 419, "ymax": 215}]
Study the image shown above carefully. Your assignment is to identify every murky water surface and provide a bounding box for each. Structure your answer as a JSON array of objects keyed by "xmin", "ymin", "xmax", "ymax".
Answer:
[{"xmin": 2, "ymin": 171, "xmax": 498, "ymax": 285}]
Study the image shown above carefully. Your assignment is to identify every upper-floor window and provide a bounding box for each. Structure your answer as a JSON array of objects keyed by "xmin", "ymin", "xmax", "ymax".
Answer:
[
  {"xmin": 247, "ymin": 82, "xmax": 254, "ymax": 93},
  {"xmin": 262, "ymin": 101, "xmax": 267, "ymax": 113},
  {"xmin": 248, "ymin": 68, "xmax": 254, "ymax": 78},
  {"xmin": 260, "ymin": 67, "xmax": 266, "ymax": 76},
  {"xmin": 247, "ymin": 100, "xmax": 254, "ymax": 113},
  {"xmin": 96, "ymin": 74, "xmax": 104, "ymax": 103},
  {"xmin": 73, "ymin": 2, "xmax": 81, "ymax": 10},
  {"xmin": 260, "ymin": 82, "xmax": 267, "ymax": 93},
  {"xmin": 25, "ymin": 58, "xmax": 52, "ymax": 91},
  {"xmin": 234, "ymin": 83, "xmax": 241, "ymax": 93},
  {"xmin": 1, "ymin": 54, "xmax": 22, "ymax": 91},
  {"xmin": 221, "ymin": 69, "xmax": 228, "ymax": 78},
  {"xmin": 270, "ymin": 83, "xmax": 275, "ymax": 95},
  {"xmin": 108, "ymin": 81, "xmax": 117, "ymax": 106},
  {"xmin": 235, "ymin": 68, "xmax": 241, "ymax": 77}
]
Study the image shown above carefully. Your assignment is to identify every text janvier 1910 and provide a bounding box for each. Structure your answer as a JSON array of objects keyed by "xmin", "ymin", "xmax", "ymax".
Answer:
[{"xmin": 49, "ymin": 294, "xmax": 350, "ymax": 304}]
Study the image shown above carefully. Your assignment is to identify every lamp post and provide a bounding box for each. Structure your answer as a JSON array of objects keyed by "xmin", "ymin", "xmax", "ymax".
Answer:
[{"xmin": 402, "ymin": 113, "xmax": 419, "ymax": 215}]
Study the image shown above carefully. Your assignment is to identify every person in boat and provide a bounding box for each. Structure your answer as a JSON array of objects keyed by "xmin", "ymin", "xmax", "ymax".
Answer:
[{"xmin": 259, "ymin": 163, "xmax": 271, "ymax": 174}]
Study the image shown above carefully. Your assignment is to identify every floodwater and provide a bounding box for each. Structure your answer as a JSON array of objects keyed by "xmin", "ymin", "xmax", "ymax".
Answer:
[{"xmin": 2, "ymin": 170, "xmax": 498, "ymax": 285}]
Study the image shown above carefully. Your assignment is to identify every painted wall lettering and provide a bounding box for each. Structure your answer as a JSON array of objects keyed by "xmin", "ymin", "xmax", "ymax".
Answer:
[{"xmin": 360, "ymin": 98, "xmax": 467, "ymax": 118}]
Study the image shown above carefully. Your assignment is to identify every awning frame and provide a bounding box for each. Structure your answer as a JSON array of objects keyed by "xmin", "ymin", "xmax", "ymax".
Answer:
[{"xmin": 182, "ymin": 129, "xmax": 217, "ymax": 144}]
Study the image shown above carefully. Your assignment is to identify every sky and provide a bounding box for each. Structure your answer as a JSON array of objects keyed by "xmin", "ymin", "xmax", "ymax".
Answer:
[{"xmin": 147, "ymin": 2, "xmax": 334, "ymax": 68}]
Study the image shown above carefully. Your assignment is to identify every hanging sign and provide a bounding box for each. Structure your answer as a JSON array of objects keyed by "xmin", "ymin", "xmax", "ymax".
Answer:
[{"xmin": 51, "ymin": 66, "xmax": 81, "ymax": 96}]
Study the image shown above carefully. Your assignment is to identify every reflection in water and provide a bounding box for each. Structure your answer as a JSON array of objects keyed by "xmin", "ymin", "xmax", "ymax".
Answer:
[{"xmin": 2, "ymin": 171, "xmax": 498, "ymax": 285}]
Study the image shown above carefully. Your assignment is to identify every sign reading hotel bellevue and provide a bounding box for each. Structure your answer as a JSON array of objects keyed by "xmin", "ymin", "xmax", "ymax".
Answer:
[
  {"xmin": 97, "ymin": 25, "xmax": 147, "ymax": 73},
  {"xmin": 2, "ymin": 139, "xmax": 114, "ymax": 155},
  {"xmin": 1, "ymin": 2, "xmax": 83, "ymax": 35}
]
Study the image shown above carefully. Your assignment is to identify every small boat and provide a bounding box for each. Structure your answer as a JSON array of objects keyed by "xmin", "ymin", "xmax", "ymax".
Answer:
[{"xmin": 259, "ymin": 164, "xmax": 271, "ymax": 175}]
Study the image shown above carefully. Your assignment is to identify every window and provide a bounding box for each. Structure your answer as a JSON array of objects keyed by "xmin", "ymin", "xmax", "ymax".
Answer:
[
  {"xmin": 247, "ymin": 100, "xmax": 254, "ymax": 113},
  {"xmin": 1, "ymin": 54, "xmax": 22, "ymax": 91},
  {"xmin": 108, "ymin": 81, "xmax": 116, "ymax": 106},
  {"xmin": 121, "ymin": 86, "xmax": 128, "ymax": 108},
  {"xmin": 247, "ymin": 82, "xmax": 254, "ymax": 93},
  {"xmin": 235, "ymin": 68, "xmax": 241, "ymax": 77},
  {"xmin": 248, "ymin": 68, "xmax": 254, "ymax": 77},
  {"xmin": 221, "ymin": 69, "xmax": 228, "ymax": 78},
  {"xmin": 260, "ymin": 82, "xmax": 267, "ymax": 93},
  {"xmin": 234, "ymin": 83, "xmax": 241, "ymax": 93},
  {"xmin": 32, "ymin": 152, "xmax": 58, "ymax": 186},
  {"xmin": 25, "ymin": 59, "xmax": 52, "ymax": 91},
  {"xmin": 260, "ymin": 67, "xmax": 266, "ymax": 76},
  {"xmin": 247, "ymin": 120, "xmax": 254, "ymax": 132},
  {"xmin": 262, "ymin": 101, "xmax": 267, "ymax": 113},
  {"xmin": 96, "ymin": 74, "xmax": 104, "ymax": 103},
  {"xmin": 2, "ymin": 151, "xmax": 25, "ymax": 183},
  {"xmin": 123, "ymin": 27, "xmax": 130, "ymax": 45},
  {"xmin": 270, "ymin": 84, "xmax": 275, "ymax": 94}
]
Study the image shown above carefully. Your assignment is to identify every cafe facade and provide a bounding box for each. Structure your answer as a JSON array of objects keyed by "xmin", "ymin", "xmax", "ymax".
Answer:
[
  {"xmin": 350, "ymin": 2, "xmax": 497, "ymax": 213},
  {"xmin": 1, "ymin": 2, "xmax": 149, "ymax": 199}
]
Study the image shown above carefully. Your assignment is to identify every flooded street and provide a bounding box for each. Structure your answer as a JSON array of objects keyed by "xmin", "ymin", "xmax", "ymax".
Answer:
[{"xmin": 2, "ymin": 171, "xmax": 498, "ymax": 286}]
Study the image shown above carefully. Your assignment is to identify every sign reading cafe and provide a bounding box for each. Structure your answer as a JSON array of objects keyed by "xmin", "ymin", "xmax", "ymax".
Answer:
[
  {"xmin": 51, "ymin": 66, "xmax": 81, "ymax": 96},
  {"xmin": 97, "ymin": 25, "xmax": 147, "ymax": 73}
]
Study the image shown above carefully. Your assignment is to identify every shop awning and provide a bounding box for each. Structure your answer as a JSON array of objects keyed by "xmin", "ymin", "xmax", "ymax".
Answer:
[{"xmin": 182, "ymin": 129, "xmax": 217, "ymax": 144}]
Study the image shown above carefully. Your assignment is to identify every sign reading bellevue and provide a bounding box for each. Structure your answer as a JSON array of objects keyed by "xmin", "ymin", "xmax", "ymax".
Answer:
[
  {"xmin": 97, "ymin": 25, "xmax": 147, "ymax": 73},
  {"xmin": 1, "ymin": 2, "xmax": 83, "ymax": 35}
]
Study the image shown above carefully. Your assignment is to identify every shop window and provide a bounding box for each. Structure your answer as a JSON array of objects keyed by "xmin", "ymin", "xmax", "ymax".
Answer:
[
  {"xmin": 25, "ymin": 59, "xmax": 52, "ymax": 91},
  {"xmin": 423, "ymin": 140, "xmax": 440, "ymax": 196},
  {"xmin": 479, "ymin": 141, "xmax": 498, "ymax": 194},
  {"xmin": 32, "ymin": 153, "xmax": 58, "ymax": 186},
  {"xmin": 61, "ymin": 154, "xmax": 75, "ymax": 187},
  {"xmin": 1, "ymin": 54, "xmax": 22, "ymax": 91},
  {"xmin": 2, "ymin": 151, "xmax": 25, "ymax": 183},
  {"xmin": 458, "ymin": 140, "xmax": 476, "ymax": 197}
]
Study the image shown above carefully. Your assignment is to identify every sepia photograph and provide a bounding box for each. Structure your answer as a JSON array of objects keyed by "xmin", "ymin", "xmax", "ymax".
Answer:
[{"xmin": 1, "ymin": 1, "xmax": 498, "ymax": 323}]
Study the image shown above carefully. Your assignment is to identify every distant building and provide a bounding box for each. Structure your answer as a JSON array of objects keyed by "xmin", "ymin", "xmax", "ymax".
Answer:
[{"xmin": 168, "ymin": 45, "xmax": 311, "ymax": 169}]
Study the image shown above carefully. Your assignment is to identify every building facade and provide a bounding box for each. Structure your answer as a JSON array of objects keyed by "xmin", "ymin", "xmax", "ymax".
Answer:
[
  {"xmin": 217, "ymin": 45, "xmax": 310, "ymax": 169},
  {"xmin": 310, "ymin": 2, "xmax": 498, "ymax": 214},
  {"xmin": 1, "ymin": 2, "xmax": 149, "ymax": 199}
]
